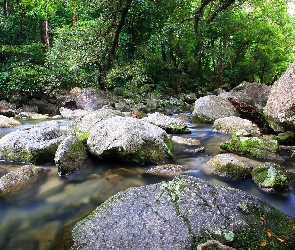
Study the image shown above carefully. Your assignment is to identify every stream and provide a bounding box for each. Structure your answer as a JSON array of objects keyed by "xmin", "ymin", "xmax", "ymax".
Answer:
[{"xmin": 0, "ymin": 118, "xmax": 295, "ymax": 250}]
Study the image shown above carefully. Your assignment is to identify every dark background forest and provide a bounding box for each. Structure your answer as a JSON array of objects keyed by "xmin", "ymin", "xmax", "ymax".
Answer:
[{"xmin": 1, "ymin": 0, "xmax": 295, "ymax": 101}]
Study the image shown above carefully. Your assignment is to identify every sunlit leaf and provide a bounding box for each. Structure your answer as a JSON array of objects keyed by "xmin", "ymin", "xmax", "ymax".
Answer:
[{"xmin": 277, "ymin": 237, "xmax": 285, "ymax": 242}]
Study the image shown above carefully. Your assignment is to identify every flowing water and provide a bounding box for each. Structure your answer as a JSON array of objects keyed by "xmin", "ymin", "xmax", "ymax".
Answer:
[{"xmin": 0, "ymin": 118, "xmax": 295, "ymax": 250}]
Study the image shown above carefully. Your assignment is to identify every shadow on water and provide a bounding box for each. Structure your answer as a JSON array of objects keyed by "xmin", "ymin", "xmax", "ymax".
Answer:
[{"xmin": 0, "ymin": 119, "xmax": 295, "ymax": 249}]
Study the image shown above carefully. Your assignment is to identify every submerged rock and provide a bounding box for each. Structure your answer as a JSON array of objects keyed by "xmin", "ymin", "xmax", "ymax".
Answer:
[
  {"xmin": 264, "ymin": 62, "xmax": 295, "ymax": 132},
  {"xmin": 220, "ymin": 135, "xmax": 283, "ymax": 161},
  {"xmin": 212, "ymin": 116, "xmax": 260, "ymax": 135},
  {"xmin": 191, "ymin": 95, "xmax": 237, "ymax": 123},
  {"xmin": 0, "ymin": 121, "xmax": 64, "ymax": 164},
  {"xmin": 252, "ymin": 162, "xmax": 291, "ymax": 192},
  {"xmin": 143, "ymin": 164, "xmax": 189, "ymax": 178},
  {"xmin": 55, "ymin": 135, "xmax": 88, "ymax": 176},
  {"xmin": 69, "ymin": 176, "xmax": 295, "ymax": 249},
  {"xmin": 171, "ymin": 136, "xmax": 200, "ymax": 145},
  {"xmin": 0, "ymin": 115, "xmax": 21, "ymax": 128},
  {"xmin": 87, "ymin": 116, "xmax": 173, "ymax": 164},
  {"xmin": 142, "ymin": 112, "xmax": 190, "ymax": 134},
  {"xmin": 207, "ymin": 154, "xmax": 252, "ymax": 179},
  {"xmin": 0, "ymin": 165, "xmax": 47, "ymax": 196}
]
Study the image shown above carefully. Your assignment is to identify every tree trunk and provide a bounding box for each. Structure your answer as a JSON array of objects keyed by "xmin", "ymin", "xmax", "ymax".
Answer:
[
  {"xmin": 73, "ymin": 7, "xmax": 78, "ymax": 27},
  {"xmin": 4, "ymin": 0, "xmax": 8, "ymax": 17},
  {"xmin": 107, "ymin": 0, "xmax": 133, "ymax": 69},
  {"xmin": 40, "ymin": 20, "xmax": 50, "ymax": 52}
]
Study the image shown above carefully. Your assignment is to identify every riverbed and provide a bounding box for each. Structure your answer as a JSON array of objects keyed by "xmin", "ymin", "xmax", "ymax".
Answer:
[{"xmin": 0, "ymin": 118, "xmax": 294, "ymax": 249}]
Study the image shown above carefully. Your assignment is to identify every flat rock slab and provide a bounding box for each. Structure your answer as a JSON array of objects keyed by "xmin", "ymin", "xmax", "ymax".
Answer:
[{"xmin": 70, "ymin": 176, "xmax": 295, "ymax": 249}]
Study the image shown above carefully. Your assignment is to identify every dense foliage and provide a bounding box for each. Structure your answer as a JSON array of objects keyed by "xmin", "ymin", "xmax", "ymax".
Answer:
[{"xmin": 0, "ymin": 0, "xmax": 294, "ymax": 100}]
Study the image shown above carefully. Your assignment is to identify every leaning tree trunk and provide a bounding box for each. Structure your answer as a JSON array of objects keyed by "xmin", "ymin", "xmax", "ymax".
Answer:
[{"xmin": 41, "ymin": 20, "xmax": 50, "ymax": 52}]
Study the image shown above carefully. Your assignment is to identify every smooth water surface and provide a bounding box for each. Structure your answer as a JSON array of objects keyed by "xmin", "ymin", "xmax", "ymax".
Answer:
[{"xmin": 0, "ymin": 119, "xmax": 294, "ymax": 249}]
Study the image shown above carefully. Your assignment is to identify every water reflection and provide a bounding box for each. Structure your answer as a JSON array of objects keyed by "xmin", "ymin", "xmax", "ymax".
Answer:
[{"xmin": 0, "ymin": 119, "xmax": 294, "ymax": 249}]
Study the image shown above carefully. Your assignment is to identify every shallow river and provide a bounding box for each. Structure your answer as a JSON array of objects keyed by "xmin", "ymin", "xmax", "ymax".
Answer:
[{"xmin": 0, "ymin": 118, "xmax": 295, "ymax": 249}]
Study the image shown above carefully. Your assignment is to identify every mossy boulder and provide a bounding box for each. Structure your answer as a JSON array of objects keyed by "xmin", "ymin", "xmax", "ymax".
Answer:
[
  {"xmin": 54, "ymin": 135, "xmax": 88, "ymax": 176},
  {"xmin": 275, "ymin": 131, "xmax": 294, "ymax": 145},
  {"xmin": 0, "ymin": 165, "xmax": 47, "ymax": 196},
  {"xmin": 252, "ymin": 162, "xmax": 291, "ymax": 192},
  {"xmin": 68, "ymin": 176, "xmax": 295, "ymax": 249},
  {"xmin": 87, "ymin": 116, "xmax": 173, "ymax": 164},
  {"xmin": 142, "ymin": 112, "xmax": 190, "ymax": 134},
  {"xmin": 220, "ymin": 135, "xmax": 283, "ymax": 161},
  {"xmin": 207, "ymin": 154, "xmax": 252, "ymax": 178},
  {"xmin": 0, "ymin": 121, "xmax": 65, "ymax": 164},
  {"xmin": 191, "ymin": 95, "xmax": 238, "ymax": 123}
]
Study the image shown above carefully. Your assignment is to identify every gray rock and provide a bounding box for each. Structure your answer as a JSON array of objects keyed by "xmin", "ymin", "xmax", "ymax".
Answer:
[
  {"xmin": 67, "ymin": 108, "xmax": 124, "ymax": 140},
  {"xmin": 75, "ymin": 88, "xmax": 110, "ymax": 111},
  {"xmin": 207, "ymin": 154, "xmax": 252, "ymax": 178},
  {"xmin": 0, "ymin": 115, "xmax": 21, "ymax": 128},
  {"xmin": 212, "ymin": 116, "xmax": 260, "ymax": 135},
  {"xmin": 264, "ymin": 63, "xmax": 295, "ymax": 132},
  {"xmin": 252, "ymin": 162, "xmax": 291, "ymax": 192},
  {"xmin": 142, "ymin": 112, "xmax": 190, "ymax": 134},
  {"xmin": 70, "ymin": 176, "xmax": 295, "ymax": 249},
  {"xmin": 59, "ymin": 107, "xmax": 89, "ymax": 120},
  {"xmin": 0, "ymin": 165, "xmax": 46, "ymax": 196},
  {"xmin": 171, "ymin": 136, "xmax": 200, "ymax": 145},
  {"xmin": 55, "ymin": 135, "xmax": 88, "ymax": 176},
  {"xmin": 143, "ymin": 164, "xmax": 189, "ymax": 178},
  {"xmin": 191, "ymin": 95, "xmax": 237, "ymax": 123},
  {"xmin": 87, "ymin": 116, "xmax": 173, "ymax": 164},
  {"xmin": 219, "ymin": 82, "xmax": 271, "ymax": 108},
  {"xmin": 0, "ymin": 121, "xmax": 64, "ymax": 164}
]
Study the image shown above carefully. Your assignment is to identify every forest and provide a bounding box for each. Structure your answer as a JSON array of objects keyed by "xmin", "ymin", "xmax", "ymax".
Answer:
[{"xmin": 0, "ymin": 0, "xmax": 295, "ymax": 101}]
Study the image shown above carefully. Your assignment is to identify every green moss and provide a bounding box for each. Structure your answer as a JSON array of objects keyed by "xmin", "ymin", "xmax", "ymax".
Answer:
[
  {"xmin": 190, "ymin": 114, "xmax": 213, "ymax": 124},
  {"xmin": 213, "ymin": 163, "xmax": 251, "ymax": 178},
  {"xmin": 275, "ymin": 131, "xmax": 294, "ymax": 145},
  {"xmin": 77, "ymin": 132, "xmax": 91, "ymax": 142},
  {"xmin": 252, "ymin": 163, "xmax": 291, "ymax": 192},
  {"xmin": 220, "ymin": 137, "xmax": 280, "ymax": 160}
]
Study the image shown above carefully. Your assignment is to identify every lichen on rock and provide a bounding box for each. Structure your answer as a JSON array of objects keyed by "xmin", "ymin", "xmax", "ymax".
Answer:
[{"xmin": 252, "ymin": 162, "xmax": 291, "ymax": 192}]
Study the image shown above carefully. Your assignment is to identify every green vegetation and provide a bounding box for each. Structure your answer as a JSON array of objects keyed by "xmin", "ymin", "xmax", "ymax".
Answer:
[{"xmin": 1, "ymin": 0, "xmax": 295, "ymax": 100}]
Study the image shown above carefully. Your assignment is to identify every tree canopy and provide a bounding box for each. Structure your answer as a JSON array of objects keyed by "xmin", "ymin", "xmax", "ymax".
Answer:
[{"xmin": 0, "ymin": 0, "xmax": 294, "ymax": 99}]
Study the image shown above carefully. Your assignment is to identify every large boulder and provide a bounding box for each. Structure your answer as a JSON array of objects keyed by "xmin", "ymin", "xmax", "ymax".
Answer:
[
  {"xmin": 75, "ymin": 87, "xmax": 110, "ymax": 111},
  {"xmin": 220, "ymin": 82, "xmax": 271, "ymax": 108},
  {"xmin": 207, "ymin": 154, "xmax": 252, "ymax": 179},
  {"xmin": 0, "ymin": 165, "xmax": 47, "ymax": 196},
  {"xmin": 142, "ymin": 112, "xmax": 190, "ymax": 134},
  {"xmin": 67, "ymin": 108, "xmax": 124, "ymax": 140},
  {"xmin": 69, "ymin": 176, "xmax": 295, "ymax": 249},
  {"xmin": 252, "ymin": 162, "xmax": 291, "ymax": 193},
  {"xmin": 0, "ymin": 121, "xmax": 64, "ymax": 164},
  {"xmin": 264, "ymin": 63, "xmax": 295, "ymax": 132},
  {"xmin": 0, "ymin": 115, "xmax": 22, "ymax": 128},
  {"xmin": 87, "ymin": 116, "xmax": 173, "ymax": 164},
  {"xmin": 191, "ymin": 95, "xmax": 237, "ymax": 123},
  {"xmin": 54, "ymin": 135, "xmax": 88, "ymax": 176},
  {"xmin": 220, "ymin": 135, "xmax": 283, "ymax": 161},
  {"xmin": 212, "ymin": 116, "xmax": 260, "ymax": 135}
]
